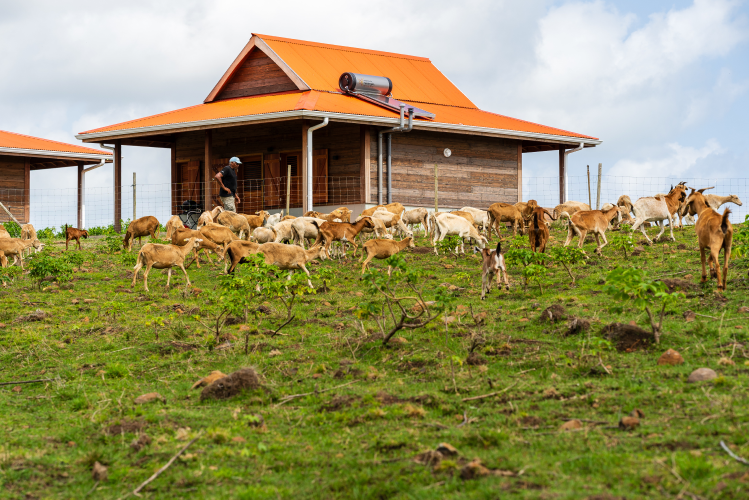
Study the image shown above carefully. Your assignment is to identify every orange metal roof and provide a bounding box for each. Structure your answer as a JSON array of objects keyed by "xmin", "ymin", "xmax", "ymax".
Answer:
[
  {"xmin": 0, "ymin": 129, "xmax": 112, "ymax": 156},
  {"xmin": 257, "ymin": 34, "xmax": 476, "ymax": 109},
  {"xmin": 80, "ymin": 91, "xmax": 597, "ymax": 140}
]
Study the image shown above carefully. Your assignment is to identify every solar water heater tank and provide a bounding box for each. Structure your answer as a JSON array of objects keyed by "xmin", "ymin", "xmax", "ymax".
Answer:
[{"xmin": 339, "ymin": 72, "xmax": 393, "ymax": 96}]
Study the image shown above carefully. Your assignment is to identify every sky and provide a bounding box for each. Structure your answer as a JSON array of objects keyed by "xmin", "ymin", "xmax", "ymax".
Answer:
[{"xmin": 1, "ymin": 0, "xmax": 747, "ymax": 224}]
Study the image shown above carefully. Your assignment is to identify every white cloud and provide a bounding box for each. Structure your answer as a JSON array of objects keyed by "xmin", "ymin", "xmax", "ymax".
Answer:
[{"xmin": 609, "ymin": 139, "xmax": 723, "ymax": 177}]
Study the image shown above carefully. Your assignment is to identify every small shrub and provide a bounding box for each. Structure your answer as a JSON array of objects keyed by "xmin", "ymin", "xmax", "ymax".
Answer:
[
  {"xmin": 26, "ymin": 250, "xmax": 74, "ymax": 289},
  {"xmin": 3, "ymin": 221, "xmax": 21, "ymax": 238}
]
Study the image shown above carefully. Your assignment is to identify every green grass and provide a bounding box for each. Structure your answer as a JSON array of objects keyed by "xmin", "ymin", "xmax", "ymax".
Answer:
[{"xmin": 1, "ymin": 224, "xmax": 748, "ymax": 499}]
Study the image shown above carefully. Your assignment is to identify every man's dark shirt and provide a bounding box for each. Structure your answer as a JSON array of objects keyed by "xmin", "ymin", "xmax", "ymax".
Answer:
[{"xmin": 219, "ymin": 165, "xmax": 237, "ymax": 197}]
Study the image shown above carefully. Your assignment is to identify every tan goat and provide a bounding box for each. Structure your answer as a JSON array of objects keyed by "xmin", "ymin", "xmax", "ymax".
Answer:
[
  {"xmin": 563, "ymin": 206, "xmax": 621, "ymax": 255},
  {"xmin": 216, "ymin": 211, "xmax": 250, "ymax": 240},
  {"xmin": 171, "ymin": 227, "xmax": 224, "ymax": 268},
  {"xmin": 684, "ymin": 189, "xmax": 733, "ymax": 291},
  {"xmin": 487, "ymin": 203, "xmax": 525, "ymax": 237},
  {"xmin": 252, "ymin": 226, "xmax": 276, "ymax": 244},
  {"xmin": 0, "ymin": 238, "xmax": 43, "ymax": 269},
  {"xmin": 360, "ymin": 237, "xmax": 414, "ymax": 274},
  {"xmin": 554, "ymin": 201, "xmax": 591, "ymax": 220},
  {"xmin": 402, "ymin": 207, "xmax": 429, "ymax": 236},
  {"xmin": 131, "ymin": 237, "xmax": 202, "ymax": 292},
  {"xmin": 255, "ymin": 242, "xmax": 326, "ymax": 288},
  {"xmin": 20, "ymin": 224, "xmax": 38, "ymax": 256},
  {"xmin": 164, "ymin": 215, "xmax": 184, "ymax": 240},
  {"xmin": 0, "ymin": 224, "xmax": 9, "ymax": 239},
  {"xmin": 224, "ymin": 240, "xmax": 262, "ymax": 274},
  {"xmin": 242, "ymin": 210, "xmax": 270, "ymax": 233},
  {"xmin": 360, "ymin": 202, "xmax": 405, "ymax": 218},
  {"xmin": 303, "ymin": 208, "xmax": 347, "ymax": 222},
  {"xmin": 197, "ymin": 206, "xmax": 224, "ymax": 228},
  {"xmin": 123, "ymin": 216, "xmax": 160, "ymax": 251},
  {"xmin": 476, "ymin": 241, "xmax": 509, "ymax": 300}
]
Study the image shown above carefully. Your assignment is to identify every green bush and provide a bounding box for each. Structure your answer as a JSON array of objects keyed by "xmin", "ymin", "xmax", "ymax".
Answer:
[
  {"xmin": 26, "ymin": 250, "xmax": 74, "ymax": 289},
  {"xmin": 3, "ymin": 221, "xmax": 21, "ymax": 238}
]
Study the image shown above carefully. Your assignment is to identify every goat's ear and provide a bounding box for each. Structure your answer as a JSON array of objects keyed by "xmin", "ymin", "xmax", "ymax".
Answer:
[{"xmin": 697, "ymin": 188, "xmax": 708, "ymax": 194}]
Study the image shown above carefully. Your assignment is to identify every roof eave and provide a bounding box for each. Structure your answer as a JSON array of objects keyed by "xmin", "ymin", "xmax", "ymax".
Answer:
[
  {"xmin": 76, "ymin": 110, "xmax": 600, "ymax": 146},
  {"xmin": 0, "ymin": 146, "xmax": 112, "ymax": 161}
]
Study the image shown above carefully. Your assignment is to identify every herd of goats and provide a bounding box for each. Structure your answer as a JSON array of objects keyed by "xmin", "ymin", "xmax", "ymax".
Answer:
[{"xmin": 0, "ymin": 182, "xmax": 742, "ymax": 296}]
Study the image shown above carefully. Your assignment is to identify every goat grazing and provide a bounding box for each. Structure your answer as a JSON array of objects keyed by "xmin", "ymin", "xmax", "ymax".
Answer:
[
  {"xmin": 254, "ymin": 242, "xmax": 325, "ymax": 288},
  {"xmin": 402, "ymin": 208, "xmax": 430, "ymax": 236},
  {"xmin": 487, "ymin": 203, "xmax": 525, "ymax": 237},
  {"xmin": 224, "ymin": 240, "xmax": 261, "ymax": 274},
  {"xmin": 20, "ymin": 224, "xmax": 38, "ymax": 256},
  {"xmin": 131, "ymin": 237, "xmax": 202, "ymax": 292},
  {"xmin": 123, "ymin": 216, "xmax": 160, "ymax": 251},
  {"xmin": 196, "ymin": 206, "xmax": 224, "ymax": 228},
  {"xmin": 65, "ymin": 225, "xmax": 89, "ymax": 251},
  {"xmin": 0, "ymin": 238, "xmax": 43, "ymax": 269},
  {"xmin": 369, "ymin": 208, "xmax": 413, "ymax": 238},
  {"xmin": 684, "ymin": 189, "xmax": 733, "ymax": 291},
  {"xmin": 431, "ymin": 213, "xmax": 487, "ymax": 255},
  {"xmin": 360, "ymin": 237, "xmax": 414, "ymax": 273},
  {"xmin": 554, "ymin": 201, "xmax": 590, "ymax": 220},
  {"xmin": 292, "ymin": 217, "xmax": 327, "ymax": 248},
  {"xmin": 459, "ymin": 206, "xmax": 490, "ymax": 235},
  {"xmin": 361, "ymin": 202, "xmax": 405, "ymax": 218},
  {"xmin": 631, "ymin": 183, "xmax": 687, "ymax": 244},
  {"xmin": 528, "ymin": 206, "xmax": 555, "ymax": 253},
  {"xmin": 563, "ymin": 206, "xmax": 621, "ymax": 255},
  {"xmin": 0, "ymin": 224, "xmax": 9, "ymax": 239},
  {"xmin": 216, "ymin": 211, "xmax": 251, "ymax": 240},
  {"xmin": 252, "ymin": 226, "xmax": 276, "ymax": 244},
  {"xmin": 476, "ymin": 241, "xmax": 509, "ymax": 300}
]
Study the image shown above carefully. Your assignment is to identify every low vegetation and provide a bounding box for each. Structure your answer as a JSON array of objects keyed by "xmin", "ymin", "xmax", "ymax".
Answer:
[{"xmin": 1, "ymin": 218, "xmax": 748, "ymax": 499}]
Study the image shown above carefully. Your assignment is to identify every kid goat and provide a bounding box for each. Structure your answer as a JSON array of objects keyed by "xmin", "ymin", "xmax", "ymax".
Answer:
[
  {"xmin": 475, "ymin": 241, "xmax": 509, "ymax": 300},
  {"xmin": 562, "ymin": 206, "xmax": 621, "ymax": 255},
  {"xmin": 528, "ymin": 206, "xmax": 556, "ymax": 253},
  {"xmin": 683, "ymin": 188, "xmax": 733, "ymax": 291}
]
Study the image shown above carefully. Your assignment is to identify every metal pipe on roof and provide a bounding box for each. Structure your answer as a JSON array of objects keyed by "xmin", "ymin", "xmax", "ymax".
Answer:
[
  {"xmin": 307, "ymin": 117, "xmax": 328, "ymax": 213},
  {"xmin": 562, "ymin": 142, "xmax": 585, "ymax": 203},
  {"xmin": 379, "ymin": 104, "xmax": 414, "ymax": 205}
]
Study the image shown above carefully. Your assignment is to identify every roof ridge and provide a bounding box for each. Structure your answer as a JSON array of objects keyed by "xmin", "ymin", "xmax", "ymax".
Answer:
[
  {"xmin": 255, "ymin": 34, "xmax": 430, "ymax": 62},
  {"xmin": 0, "ymin": 129, "xmax": 112, "ymax": 154}
]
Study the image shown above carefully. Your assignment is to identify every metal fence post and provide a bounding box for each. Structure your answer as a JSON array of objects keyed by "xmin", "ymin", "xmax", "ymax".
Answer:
[{"xmin": 434, "ymin": 164, "xmax": 438, "ymax": 213}]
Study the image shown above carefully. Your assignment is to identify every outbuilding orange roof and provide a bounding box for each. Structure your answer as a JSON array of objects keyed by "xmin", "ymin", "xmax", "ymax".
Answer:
[
  {"xmin": 77, "ymin": 34, "xmax": 598, "ymax": 143},
  {"xmin": 0, "ymin": 129, "xmax": 112, "ymax": 156}
]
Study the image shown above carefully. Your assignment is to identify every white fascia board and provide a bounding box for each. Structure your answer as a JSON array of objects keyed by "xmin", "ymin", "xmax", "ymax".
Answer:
[
  {"xmin": 76, "ymin": 110, "xmax": 601, "ymax": 147},
  {"xmin": 0, "ymin": 146, "xmax": 112, "ymax": 161}
]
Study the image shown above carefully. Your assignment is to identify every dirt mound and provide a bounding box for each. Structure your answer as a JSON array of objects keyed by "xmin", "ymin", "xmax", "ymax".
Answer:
[
  {"xmin": 16, "ymin": 309, "xmax": 50, "ymax": 322},
  {"xmin": 519, "ymin": 415, "xmax": 543, "ymax": 427},
  {"xmin": 200, "ymin": 368, "xmax": 261, "ymax": 401},
  {"xmin": 466, "ymin": 352, "xmax": 487, "ymax": 365},
  {"xmin": 602, "ymin": 323, "xmax": 654, "ymax": 352},
  {"xmin": 565, "ymin": 317, "xmax": 591, "ymax": 336},
  {"xmin": 409, "ymin": 247, "xmax": 434, "ymax": 254},
  {"xmin": 321, "ymin": 395, "xmax": 359, "ymax": 412},
  {"xmin": 659, "ymin": 278, "xmax": 697, "ymax": 292},
  {"xmin": 539, "ymin": 304, "xmax": 566, "ymax": 323}
]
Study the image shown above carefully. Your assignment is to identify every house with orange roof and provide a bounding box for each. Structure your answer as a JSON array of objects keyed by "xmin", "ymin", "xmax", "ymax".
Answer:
[
  {"xmin": 0, "ymin": 130, "xmax": 112, "ymax": 225},
  {"xmin": 76, "ymin": 34, "xmax": 599, "ymax": 228}
]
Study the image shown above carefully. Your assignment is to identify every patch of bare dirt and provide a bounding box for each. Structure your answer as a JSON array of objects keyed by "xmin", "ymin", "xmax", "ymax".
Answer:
[
  {"xmin": 565, "ymin": 317, "xmax": 591, "ymax": 336},
  {"xmin": 602, "ymin": 323, "xmax": 655, "ymax": 352},
  {"xmin": 519, "ymin": 415, "xmax": 543, "ymax": 427},
  {"xmin": 659, "ymin": 278, "xmax": 698, "ymax": 293},
  {"xmin": 466, "ymin": 352, "xmax": 487, "ymax": 365},
  {"xmin": 409, "ymin": 247, "xmax": 434, "ymax": 254},
  {"xmin": 15, "ymin": 309, "xmax": 50, "ymax": 323},
  {"xmin": 105, "ymin": 419, "xmax": 145, "ymax": 436},
  {"xmin": 320, "ymin": 395, "xmax": 359, "ymax": 412}
]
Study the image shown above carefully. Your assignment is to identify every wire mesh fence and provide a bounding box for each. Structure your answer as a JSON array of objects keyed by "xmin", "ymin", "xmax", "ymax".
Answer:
[{"xmin": 1, "ymin": 175, "xmax": 745, "ymax": 231}]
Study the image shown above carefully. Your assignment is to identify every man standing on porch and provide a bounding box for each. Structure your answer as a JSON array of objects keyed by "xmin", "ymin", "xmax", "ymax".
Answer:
[{"xmin": 215, "ymin": 157, "xmax": 241, "ymax": 212}]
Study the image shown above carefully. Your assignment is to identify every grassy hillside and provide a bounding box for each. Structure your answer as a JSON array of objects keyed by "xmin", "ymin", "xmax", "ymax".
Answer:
[{"xmin": 0, "ymin": 222, "xmax": 748, "ymax": 499}]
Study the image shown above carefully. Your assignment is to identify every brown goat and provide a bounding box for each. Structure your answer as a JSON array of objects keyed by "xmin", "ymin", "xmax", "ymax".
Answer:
[
  {"xmin": 241, "ymin": 210, "xmax": 270, "ymax": 233},
  {"xmin": 65, "ymin": 225, "xmax": 89, "ymax": 251},
  {"xmin": 476, "ymin": 240, "xmax": 509, "ymax": 300},
  {"xmin": 563, "ymin": 206, "xmax": 621, "ymax": 255},
  {"xmin": 487, "ymin": 203, "xmax": 525, "ymax": 237},
  {"xmin": 313, "ymin": 218, "xmax": 375, "ymax": 258},
  {"xmin": 123, "ymin": 216, "xmax": 160, "ymax": 251},
  {"xmin": 528, "ymin": 207, "xmax": 555, "ymax": 253},
  {"xmin": 684, "ymin": 189, "xmax": 733, "ymax": 291},
  {"xmin": 224, "ymin": 240, "xmax": 262, "ymax": 274},
  {"xmin": 216, "ymin": 211, "xmax": 251, "ymax": 240},
  {"xmin": 359, "ymin": 237, "xmax": 414, "ymax": 273}
]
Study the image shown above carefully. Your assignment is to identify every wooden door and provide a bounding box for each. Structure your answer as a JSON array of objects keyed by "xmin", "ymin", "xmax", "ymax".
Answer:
[
  {"xmin": 263, "ymin": 153, "xmax": 281, "ymax": 208},
  {"xmin": 239, "ymin": 155, "xmax": 263, "ymax": 213},
  {"xmin": 313, "ymin": 149, "xmax": 328, "ymax": 205},
  {"xmin": 179, "ymin": 160, "xmax": 203, "ymax": 211}
]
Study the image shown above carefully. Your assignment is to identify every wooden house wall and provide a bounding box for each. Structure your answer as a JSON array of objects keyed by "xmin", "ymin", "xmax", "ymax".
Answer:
[
  {"xmin": 215, "ymin": 49, "xmax": 298, "ymax": 101},
  {"xmin": 0, "ymin": 155, "xmax": 29, "ymax": 222},
  {"xmin": 369, "ymin": 130, "xmax": 519, "ymax": 209}
]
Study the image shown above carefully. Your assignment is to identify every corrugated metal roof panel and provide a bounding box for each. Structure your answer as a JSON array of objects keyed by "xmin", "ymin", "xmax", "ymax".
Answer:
[{"xmin": 0, "ymin": 130, "xmax": 112, "ymax": 156}]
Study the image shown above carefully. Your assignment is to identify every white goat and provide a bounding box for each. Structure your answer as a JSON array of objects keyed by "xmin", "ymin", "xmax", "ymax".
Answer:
[
  {"xmin": 252, "ymin": 226, "xmax": 276, "ymax": 244},
  {"xmin": 459, "ymin": 206, "xmax": 490, "ymax": 234},
  {"xmin": 631, "ymin": 184, "xmax": 688, "ymax": 244},
  {"xmin": 265, "ymin": 212, "xmax": 282, "ymax": 228},
  {"xmin": 291, "ymin": 217, "xmax": 327, "ymax": 248},
  {"xmin": 401, "ymin": 208, "xmax": 429, "ymax": 236},
  {"xmin": 431, "ymin": 213, "xmax": 488, "ymax": 255}
]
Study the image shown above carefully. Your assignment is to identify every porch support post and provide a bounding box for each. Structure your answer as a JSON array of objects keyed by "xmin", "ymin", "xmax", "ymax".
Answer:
[
  {"xmin": 24, "ymin": 158, "xmax": 30, "ymax": 223},
  {"xmin": 114, "ymin": 141, "xmax": 122, "ymax": 232},
  {"xmin": 517, "ymin": 144, "xmax": 523, "ymax": 203},
  {"xmin": 171, "ymin": 143, "xmax": 177, "ymax": 215},
  {"xmin": 204, "ymin": 130, "xmax": 212, "ymax": 211},
  {"xmin": 558, "ymin": 146, "xmax": 565, "ymax": 205},
  {"xmin": 301, "ymin": 123, "xmax": 310, "ymax": 213},
  {"xmin": 77, "ymin": 161, "xmax": 84, "ymax": 228},
  {"xmin": 360, "ymin": 125, "xmax": 370, "ymax": 205}
]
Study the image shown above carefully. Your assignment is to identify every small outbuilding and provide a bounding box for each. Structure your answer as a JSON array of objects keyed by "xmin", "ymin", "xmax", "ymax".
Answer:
[
  {"xmin": 0, "ymin": 130, "xmax": 112, "ymax": 226},
  {"xmin": 76, "ymin": 34, "xmax": 599, "ymax": 231}
]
